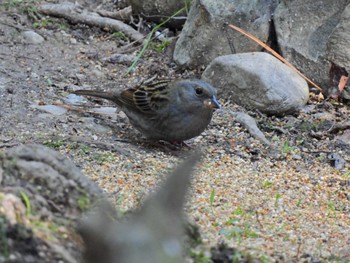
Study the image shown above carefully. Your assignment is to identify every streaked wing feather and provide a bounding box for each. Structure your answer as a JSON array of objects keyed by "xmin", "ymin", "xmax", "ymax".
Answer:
[
  {"xmin": 120, "ymin": 81, "xmax": 171, "ymax": 114},
  {"xmin": 118, "ymin": 89, "xmax": 136, "ymax": 109}
]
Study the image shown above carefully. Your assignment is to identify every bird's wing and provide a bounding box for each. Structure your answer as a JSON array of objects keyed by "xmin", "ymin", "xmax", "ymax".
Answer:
[{"xmin": 119, "ymin": 80, "xmax": 171, "ymax": 115}]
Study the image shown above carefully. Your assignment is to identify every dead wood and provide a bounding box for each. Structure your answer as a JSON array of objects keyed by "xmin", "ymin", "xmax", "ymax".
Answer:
[
  {"xmin": 39, "ymin": 2, "xmax": 144, "ymax": 44},
  {"xmin": 96, "ymin": 6, "xmax": 132, "ymax": 22}
]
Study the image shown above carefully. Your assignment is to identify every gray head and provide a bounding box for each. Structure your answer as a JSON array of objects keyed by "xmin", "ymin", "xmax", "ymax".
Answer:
[{"xmin": 175, "ymin": 79, "xmax": 220, "ymax": 110}]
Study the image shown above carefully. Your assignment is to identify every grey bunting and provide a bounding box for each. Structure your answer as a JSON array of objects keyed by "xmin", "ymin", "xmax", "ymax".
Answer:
[{"xmin": 72, "ymin": 79, "xmax": 220, "ymax": 142}]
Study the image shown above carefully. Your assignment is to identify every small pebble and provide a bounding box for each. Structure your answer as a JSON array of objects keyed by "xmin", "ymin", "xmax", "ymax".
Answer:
[{"xmin": 22, "ymin": 30, "xmax": 44, "ymax": 44}]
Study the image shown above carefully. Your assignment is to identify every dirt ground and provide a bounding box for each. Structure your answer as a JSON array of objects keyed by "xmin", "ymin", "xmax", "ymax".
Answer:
[{"xmin": 1, "ymin": 1, "xmax": 350, "ymax": 262}]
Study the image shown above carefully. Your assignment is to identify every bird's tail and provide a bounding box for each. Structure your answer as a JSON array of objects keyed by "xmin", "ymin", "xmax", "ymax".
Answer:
[{"xmin": 73, "ymin": 90, "xmax": 120, "ymax": 105}]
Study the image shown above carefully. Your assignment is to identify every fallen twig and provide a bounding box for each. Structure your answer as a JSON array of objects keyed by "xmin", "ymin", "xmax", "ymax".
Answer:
[
  {"xmin": 96, "ymin": 6, "xmax": 132, "ymax": 22},
  {"xmin": 39, "ymin": 2, "xmax": 144, "ymax": 44},
  {"xmin": 228, "ymin": 24, "xmax": 323, "ymax": 92}
]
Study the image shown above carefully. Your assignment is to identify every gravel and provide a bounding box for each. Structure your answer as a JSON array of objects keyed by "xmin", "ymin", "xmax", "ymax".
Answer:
[{"xmin": 65, "ymin": 101, "xmax": 350, "ymax": 261}]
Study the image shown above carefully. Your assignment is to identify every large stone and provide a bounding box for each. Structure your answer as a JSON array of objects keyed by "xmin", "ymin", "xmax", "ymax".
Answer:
[
  {"xmin": 174, "ymin": 0, "xmax": 278, "ymax": 68},
  {"xmin": 327, "ymin": 4, "xmax": 350, "ymax": 70},
  {"xmin": 0, "ymin": 144, "xmax": 104, "ymax": 262},
  {"xmin": 1, "ymin": 144, "xmax": 103, "ymax": 214},
  {"xmin": 202, "ymin": 52, "xmax": 309, "ymax": 115},
  {"xmin": 274, "ymin": 0, "xmax": 350, "ymax": 97},
  {"xmin": 326, "ymin": 4, "xmax": 350, "ymax": 100}
]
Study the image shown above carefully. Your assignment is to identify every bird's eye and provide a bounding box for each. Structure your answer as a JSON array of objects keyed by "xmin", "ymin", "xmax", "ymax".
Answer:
[{"xmin": 195, "ymin": 87, "xmax": 203, "ymax": 95}]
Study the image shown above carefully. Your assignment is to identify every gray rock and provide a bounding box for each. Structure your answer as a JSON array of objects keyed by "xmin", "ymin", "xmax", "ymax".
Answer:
[
  {"xmin": 274, "ymin": 0, "xmax": 349, "ymax": 96},
  {"xmin": 1, "ymin": 144, "xmax": 103, "ymax": 214},
  {"xmin": 202, "ymin": 52, "xmax": 309, "ymax": 115},
  {"xmin": 102, "ymin": 53, "xmax": 139, "ymax": 66},
  {"xmin": 230, "ymin": 111, "xmax": 270, "ymax": 145},
  {"xmin": 335, "ymin": 129, "xmax": 350, "ymax": 146},
  {"xmin": 22, "ymin": 30, "xmax": 45, "ymax": 44},
  {"xmin": 31, "ymin": 104, "xmax": 68, "ymax": 115},
  {"xmin": 30, "ymin": 72, "xmax": 40, "ymax": 80},
  {"xmin": 174, "ymin": 0, "xmax": 278, "ymax": 68},
  {"xmin": 70, "ymin": 38, "xmax": 77, "ymax": 44},
  {"xmin": 328, "ymin": 153, "xmax": 346, "ymax": 170},
  {"xmin": 0, "ymin": 144, "xmax": 104, "ymax": 262},
  {"xmin": 327, "ymin": 3, "xmax": 350, "ymax": 69},
  {"xmin": 80, "ymin": 117, "xmax": 113, "ymax": 134}
]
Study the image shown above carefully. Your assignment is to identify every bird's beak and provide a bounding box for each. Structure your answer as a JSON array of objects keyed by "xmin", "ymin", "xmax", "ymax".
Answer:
[{"xmin": 204, "ymin": 96, "xmax": 221, "ymax": 109}]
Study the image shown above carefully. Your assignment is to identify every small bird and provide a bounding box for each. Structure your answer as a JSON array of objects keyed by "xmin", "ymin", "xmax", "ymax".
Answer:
[{"xmin": 73, "ymin": 79, "xmax": 220, "ymax": 142}]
